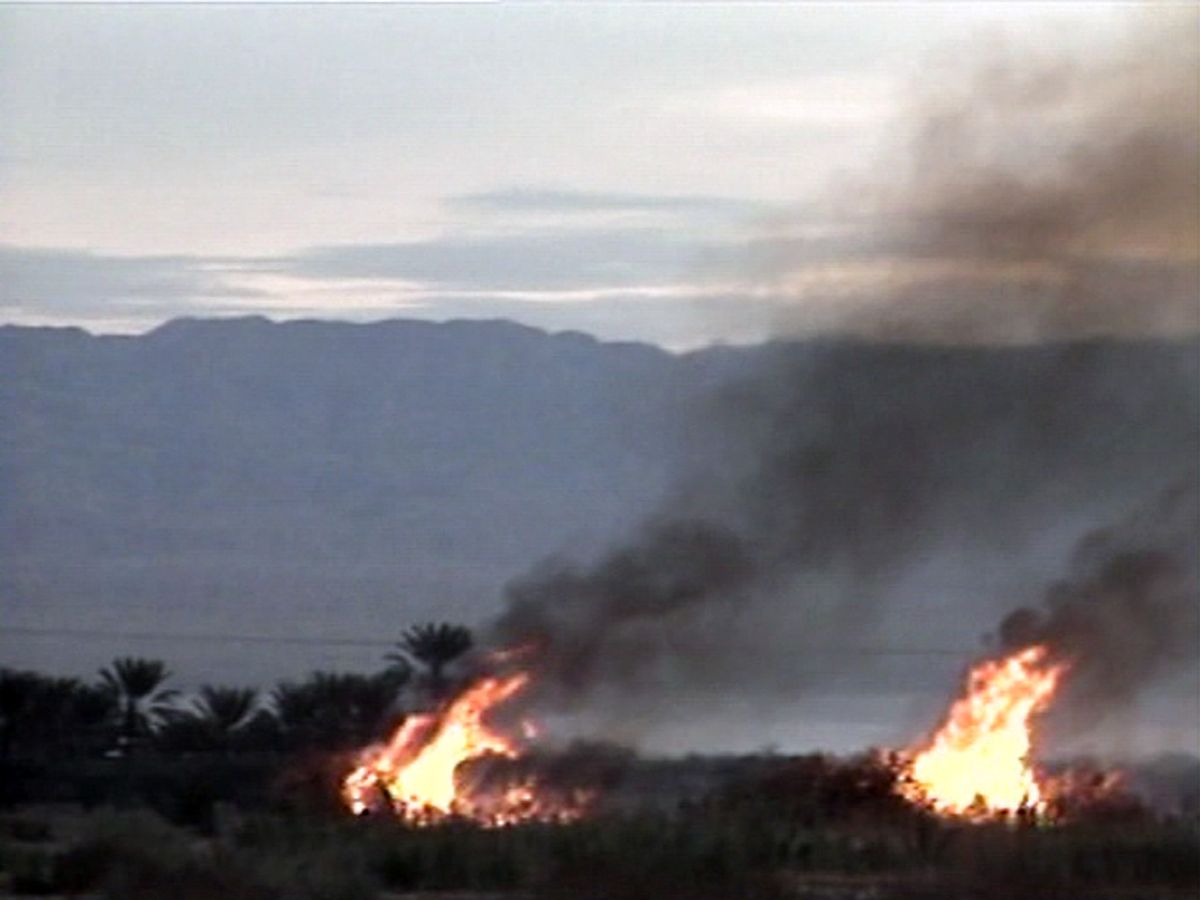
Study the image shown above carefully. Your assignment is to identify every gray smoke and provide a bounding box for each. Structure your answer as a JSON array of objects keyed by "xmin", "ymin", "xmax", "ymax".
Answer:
[
  {"xmin": 495, "ymin": 518, "xmax": 755, "ymax": 698},
  {"xmin": 488, "ymin": 12, "xmax": 1199, "ymax": 737},
  {"xmin": 491, "ymin": 340, "xmax": 1198, "ymax": 709},
  {"xmin": 997, "ymin": 481, "xmax": 1199, "ymax": 722},
  {"xmin": 771, "ymin": 8, "xmax": 1199, "ymax": 343}
]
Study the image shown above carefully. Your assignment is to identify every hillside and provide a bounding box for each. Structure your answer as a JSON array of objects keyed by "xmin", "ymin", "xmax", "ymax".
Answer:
[{"xmin": 2, "ymin": 319, "xmax": 1196, "ymax": 734}]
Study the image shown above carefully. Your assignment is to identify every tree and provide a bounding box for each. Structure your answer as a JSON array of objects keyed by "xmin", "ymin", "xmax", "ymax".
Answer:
[
  {"xmin": 190, "ymin": 685, "xmax": 257, "ymax": 752},
  {"xmin": 271, "ymin": 669, "xmax": 405, "ymax": 751},
  {"xmin": 0, "ymin": 671, "xmax": 117, "ymax": 759},
  {"xmin": 67, "ymin": 682, "xmax": 119, "ymax": 756},
  {"xmin": 26, "ymin": 676, "xmax": 83, "ymax": 756},
  {"xmin": 99, "ymin": 657, "xmax": 176, "ymax": 750},
  {"xmin": 388, "ymin": 623, "xmax": 473, "ymax": 697},
  {"xmin": 0, "ymin": 669, "xmax": 40, "ymax": 760},
  {"xmin": 193, "ymin": 685, "xmax": 257, "ymax": 736}
]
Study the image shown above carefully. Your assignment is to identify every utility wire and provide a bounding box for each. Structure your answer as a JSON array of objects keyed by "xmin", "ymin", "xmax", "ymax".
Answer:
[
  {"xmin": 3, "ymin": 626, "xmax": 393, "ymax": 648},
  {"xmin": 7, "ymin": 625, "xmax": 1195, "ymax": 660},
  {"xmin": 2, "ymin": 625, "xmax": 973, "ymax": 655}
]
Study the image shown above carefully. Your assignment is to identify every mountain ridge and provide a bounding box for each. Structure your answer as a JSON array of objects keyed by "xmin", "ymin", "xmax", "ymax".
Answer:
[{"xmin": 2, "ymin": 317, "xmax": 1197, "ymax": 696}]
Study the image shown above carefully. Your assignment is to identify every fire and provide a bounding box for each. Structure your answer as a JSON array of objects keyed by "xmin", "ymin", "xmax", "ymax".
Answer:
[
  {"xmin": 898, "ymin": 644, "xmax": 1066, "ymax": 818},
  {"xmin": 342, "ymin": 673, "xmax": 526, "ymax": 819},
  {"xmin": 342, "ymin": 671, "xmax": 590, "ymax": 825}
]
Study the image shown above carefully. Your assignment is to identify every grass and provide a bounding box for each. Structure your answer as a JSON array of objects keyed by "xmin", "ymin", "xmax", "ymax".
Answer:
[
  {"xmin": 0, "ymin": 753, "xmax": 1196, "ymax": 899},
  {"xmin": 3, "ymin": 804, "xmax": 1195, "ymax": 899}
]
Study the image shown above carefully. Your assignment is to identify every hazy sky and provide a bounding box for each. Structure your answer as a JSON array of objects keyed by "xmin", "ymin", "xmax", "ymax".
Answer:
[{"xmin": 0, "ymin": 3, "xmax": 1188, "ymax": 347}]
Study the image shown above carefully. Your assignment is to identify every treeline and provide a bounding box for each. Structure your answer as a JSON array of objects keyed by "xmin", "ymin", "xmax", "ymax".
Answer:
[{"xmin": 0, "ymin": 622, "xmax": 474, "ymax": 761}]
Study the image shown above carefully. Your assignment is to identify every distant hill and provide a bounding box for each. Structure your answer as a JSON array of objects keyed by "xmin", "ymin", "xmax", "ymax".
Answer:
[
  {"xmin": 1, "ymin": 318, "xmax": 1197, "ymax": 717},
  {"xmin": 0, "ymin": 318, "xmax": 726, "ymax": 678}
]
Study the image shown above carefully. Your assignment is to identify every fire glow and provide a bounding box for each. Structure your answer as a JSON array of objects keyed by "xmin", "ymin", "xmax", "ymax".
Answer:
[
  {"xmin": 341, "ymin": 671, "xmax": 588, "ymax": 826},
  {"xmin": 898, "ymin": 644, "xmax": 1066, "ymax": 818}
]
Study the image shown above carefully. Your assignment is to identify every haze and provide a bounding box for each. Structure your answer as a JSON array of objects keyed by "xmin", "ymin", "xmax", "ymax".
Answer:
[{"xmin": 2, "ymin": 3, "xmax": 1197, "ymax": 759}]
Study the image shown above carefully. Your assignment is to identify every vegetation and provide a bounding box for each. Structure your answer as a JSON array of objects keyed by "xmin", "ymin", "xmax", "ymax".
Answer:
[
  {"xmin": 2, "ymin": 626, "xmax": 1197, "ymax": 899},
  {"xmin": 0, "ymin": 788, "xmax": 1196, "ymax": 899},
  {"xmin": 389, "ymin": 621, "xmax": 474, "ymax": 697},
  {"xmin": 0, "ymin": 621, "xmax": 451, "ymax": 767},
  {"xmin": 100, "ymin": 657, "xmax": 177, "ymax": 751}
]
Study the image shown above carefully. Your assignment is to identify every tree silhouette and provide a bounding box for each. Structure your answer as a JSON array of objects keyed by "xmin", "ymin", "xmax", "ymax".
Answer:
[
  {"xmin": 0, "ymin": 671, "xmax": 117, "ymax": 759},
  {"xmin": 28, "ymin": 676, "xmax": 83, "ymax": 756},
  {"xmin": 0, "ymin": 669, "xmax": 40, "ymax": 760},
  {"xmin": 99, "ymin": 657, "xmax": 176, "ymax": 750},
  {"xmin": 272, "ymin": 669, "xmax": 406, "ymax": 750},
  {"xmin": 388, "ymin": 623, "xmax": 473, "ymax": 697},
  {"xmin": 195, "ymin": 685, "xmax": 257, "ymax": 751},
  {"xmin": 157, "ymin": 685, "xmax": 257, "ymax": 755},
  {"xmin": 193, "ymin": 685, "xmax": 257, "ymax": 735},
  {"xmin": 68, "ymin": 682, "xmax": 118, "ymax": 754}
]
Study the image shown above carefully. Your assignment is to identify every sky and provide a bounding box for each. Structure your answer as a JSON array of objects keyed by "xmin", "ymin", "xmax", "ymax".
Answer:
[{"xmin": 0, "ymin": 3, "xmax": 1193, "ymax": 348}]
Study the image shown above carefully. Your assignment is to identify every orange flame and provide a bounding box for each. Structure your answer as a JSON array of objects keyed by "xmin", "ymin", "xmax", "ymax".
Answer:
[
  {"xmin": 341, "ymin": 672, "xmax": 590, "ymax": 825},
  {"xmin": 342, "ymin": 673, "xmax": 527, "ymax": 819},
  {"xmin": 899, "ymin": 644, "xmax": 1066, "ymax": 818}
]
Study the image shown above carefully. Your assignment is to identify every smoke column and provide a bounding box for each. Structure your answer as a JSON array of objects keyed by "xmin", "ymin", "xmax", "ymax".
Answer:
[
  {"xmin": 488, "ymin": 10, "xmax": 1199, "ymax": 739},
  {"xmin": 997, "ymin": 481, "xmax": 1199, "ymax": 727},
  {"xmin": 768, "ymin": 8, "xmax": 1199, "ymax": 344}
]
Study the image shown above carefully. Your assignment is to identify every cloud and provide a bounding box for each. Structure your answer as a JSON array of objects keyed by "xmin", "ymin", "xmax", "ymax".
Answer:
[
  {"xmin": 278, "ymin": 227, "xmax": 736, "ymax": 293},
  {"xmin": 0, "ymin": 245, "xmax": 263, "ymax": 324},
  {"xmin": 673, "ymin": 74, "xmax": 895, "ymax": 128},
  {"xmin": 0, "ymin": 232, "xmax": 768, "ymax": 345},
  {"xmin": 450, "ymin": 187, "xmax": 769, "ymax": 219}
]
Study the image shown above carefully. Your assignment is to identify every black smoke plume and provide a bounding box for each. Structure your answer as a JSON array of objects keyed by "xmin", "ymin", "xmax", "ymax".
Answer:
[
  {"xmin": 489, "ymin": 339, "xmax": 1197, "ymax": 712},
  {"xmin": 486, "ymin": 11, "xmax": 1198, "ymax": 738},
  {"xmin": 494, "ymin": 519, "xmax": 754, "ymax": 697},
  {"xmin": 771, "ymin": 7, "xmax": 1199, "ymax": 343},
  {"xmin": 997, "ymin": 481, "xmax": 1199, "ymax": 716}
]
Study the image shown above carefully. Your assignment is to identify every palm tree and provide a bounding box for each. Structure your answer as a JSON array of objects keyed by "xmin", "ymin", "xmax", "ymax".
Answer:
[
  {"xmin": 388, "ymin": 623, "xmax": 473, "ymax": 697},
  {"xmin": 99, "ymin": 657, "xmax": 176, "ymax": 751},
  {"xmin": 29, "ymin": 676, "xmax": 82, "ymax": 755},
  {"xmin": 193, "ymin": 685, "xmax": 257, "ymax": 751},
  {"xmin": 345, "ymin": 669, "xmax": 408, "ymax": 743},
  {"xmin": 1, "ymin": 672, "xmax": 117, "ymax": 759},
  {"xmin": 69, "ymin": 683, "xmax": 118, "ymax": 755},
  {"xmin": 272, "ymin": 674, "xmax": 353, "ymax": 750},
  {"xmin": 0, "ymin": 669, "xmax": 40, "ymax": 760},
  {"xmin": 271, "ymin": 669, "xmax": 408, "ymax": 751}
]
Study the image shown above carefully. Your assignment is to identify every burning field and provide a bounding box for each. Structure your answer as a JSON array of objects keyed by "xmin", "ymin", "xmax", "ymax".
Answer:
[
  {"xmin": 895, "ymin": 645, "xmax": 1067, "ymax": 820},
  {"xmin": 334, "ymin": 472, "xmax": 1199, "ymax": 832},
  {"xmin": 300, "ymin": 614, "xmax": 1196, "ymax": 899},
  {"xmin": 335, "ymin": 640, "xmax": 1127, "ymax": 828},
  {"xmin": 342, "ymin": 671, "xmax": 596, "ymax": 825},
  {"xmin": 2, "ymin": 7, "xmax": 1198, "ymax": 900}
]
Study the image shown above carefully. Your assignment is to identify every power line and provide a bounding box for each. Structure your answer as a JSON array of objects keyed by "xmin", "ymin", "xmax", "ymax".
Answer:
[
  {"xmin": 9, "ymin": 625, "xmax": 1194, "ymax": 661},
  {"xmin": 2, "ymin": 626, "xmax": 394, "ymax": 648},
  {"xmin": 1, "ymin": 625, "xmax": 974, "ymax": 656}
]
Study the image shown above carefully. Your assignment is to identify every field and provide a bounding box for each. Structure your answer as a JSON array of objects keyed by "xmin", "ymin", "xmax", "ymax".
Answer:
[{"xmin": 2, "ymin": 754, "xmax": 1197, "ymax": 900}]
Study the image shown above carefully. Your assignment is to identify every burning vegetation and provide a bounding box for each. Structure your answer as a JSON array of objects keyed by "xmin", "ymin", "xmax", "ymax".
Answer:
[
  {"xmin": 334, "ymin": 639, "xmax": 1126, "ymax": 828},
  {"xmin": 333, "ymin": 481, "xmax": 1199, "ymax": 829},
  {"xmin": 896, "ymin": 645, "xmax": 1066, "ymax": 820},
  {"xmin": 341, "ymin": 669, "xmax": 595, "ymax": 826}
]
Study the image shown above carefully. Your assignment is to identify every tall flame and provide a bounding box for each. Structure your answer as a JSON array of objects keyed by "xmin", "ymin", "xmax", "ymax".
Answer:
[
  {"xmin": 341, "ymin": 670, "xmax": 592, "ymax": 825},
  {"xmin": 899, "ymin": 644, "xmax": 1066, "ymax": 818},
  {"xmin": 342, "ymin": 673, "xmax": 528, "ymax": 820}
]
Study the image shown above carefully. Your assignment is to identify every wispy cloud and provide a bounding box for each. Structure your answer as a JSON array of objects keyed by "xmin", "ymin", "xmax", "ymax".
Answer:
[
  {"xmin": 450, "ymin": 187, "xmax": 770, "ymax": 219},
  {"xmin": 0, "ymin": 245, "xmax": 263, "ymax": 320},
  {"xmin": 276, "ymin": 227, "xmax": 736, "ymax": 293}
]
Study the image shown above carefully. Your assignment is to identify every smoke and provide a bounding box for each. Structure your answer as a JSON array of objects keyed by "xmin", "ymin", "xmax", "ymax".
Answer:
[
  {"xmin": 459, "ymin": 740, "xmax": 635, "ymax": 811},
  {"xmin": 490, "ymin": 339, "xmax": 1197, "ymax": 713},
  {"xmin": 486, "ymin": 11, "xmax": 1199, "ymax": 742},
  {"xmin": 997, "ymin": 481, "xmax": 1199, "ymax": 721},
  {"xmin": 493, "ymin": 518, "xmax": 755, "ymax": 698},
  {"xmin": 770, "ymin": 8, "xmax": 1199, "ymax": 343}
]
